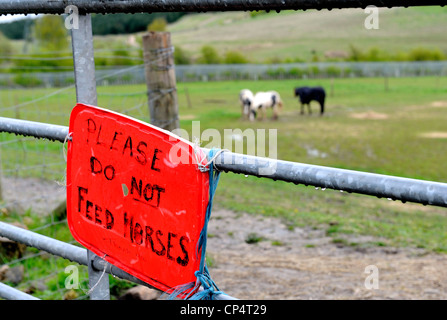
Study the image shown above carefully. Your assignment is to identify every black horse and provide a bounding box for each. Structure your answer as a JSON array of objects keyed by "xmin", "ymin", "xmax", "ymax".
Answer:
[{"xmin": 294, "ymin": 86, "xmax": 326, "ymax": 116}]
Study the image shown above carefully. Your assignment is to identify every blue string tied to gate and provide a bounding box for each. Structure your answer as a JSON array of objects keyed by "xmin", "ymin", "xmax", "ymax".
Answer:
[{"xmin": 167, "ymin": 148, "xmax": 225, "ymax": 300}]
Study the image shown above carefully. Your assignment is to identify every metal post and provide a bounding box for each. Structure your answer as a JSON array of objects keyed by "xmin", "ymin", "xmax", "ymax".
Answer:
[
  {"xmin": 71, "ymin": 14, "xmax": 97, "ymax": 106},
  {"xmin": 71, "ymin": 13, "xmax": 109, "ymax": 300}
]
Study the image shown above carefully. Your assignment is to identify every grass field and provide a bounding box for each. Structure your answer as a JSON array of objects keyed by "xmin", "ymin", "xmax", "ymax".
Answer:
[
  {"xmin": 174, "ymin": 76, "xmax": 447, "ymax": 253},
  {"xmin": 1, "ymin": 76, "xmax": 447, "ymax": 254},
  {"xmin": 1, "ymin": 76, "xmax": 447, "ymax": 299}
]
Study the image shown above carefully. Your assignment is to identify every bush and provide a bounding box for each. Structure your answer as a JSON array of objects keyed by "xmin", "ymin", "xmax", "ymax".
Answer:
[
  {"xmin": 347, "ymin": 44, "xmax": 447, "ymax": 62},
  {"xmin": 408, "ymin": 47, "xmax": 446, "ymax": 61},
  {"xmin": 288, "ymin": 67, "xmax": 304, "ymax": 78},
  {"xmin": 325, "ymin": 66, "xmax": 342, "ymax": 77},
  {"xmin": 147, "ymin": 17, "xmax": 167, "ymax": 32},
  {"xmin": 347, "ymin": 45, "xmax": 365, "ymax": 62},
  {"xmin": 266, "ymin": 67, "xmax": 286, "ymax": 78},
  {"xmin": 13, "ymin": 73, "xmax": 43, "ymax": 88},
  {"xmin": 364, "ymin": 47, "xmax": 389, "ymax": 61},
  {"xmin": 307, "ymin": 66, "xmax": 320, "ymax": 77},
  {"xmin": 249, "ymin": 11, "xmax": 269, "ymax": 18},
  {"xmin": 224, "ymin": 51, "xmax": 249, "ymax": 64},
  {"xmin": 12, "ymin": 51, "xmax": 73, "ymax": 72},
  {"xmin": 111, "ymin": 49, "xmax": 136, "ymax": 66},
  {"xmin": 174, "ymin": 46, "xmax": 191, "ymax": 65},
  {"xmin": 197, "ymin": 45, "xmax": 221, "ymax": 64}
]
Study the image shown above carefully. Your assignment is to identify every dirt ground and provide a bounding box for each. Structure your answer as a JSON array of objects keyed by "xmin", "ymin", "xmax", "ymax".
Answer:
[
  {"xmin": 207, "ymin": 209, "xmax": 447, "ymax": 300},
  {"xmin": 2, "ymin": 177, "xmax": 446, "ymax": 300}
]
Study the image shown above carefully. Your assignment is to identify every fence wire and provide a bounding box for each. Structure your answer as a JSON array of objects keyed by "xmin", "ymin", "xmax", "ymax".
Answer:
[{"xmin": 0, "ymin": 51, "xmax": 176, "ymax": 300}]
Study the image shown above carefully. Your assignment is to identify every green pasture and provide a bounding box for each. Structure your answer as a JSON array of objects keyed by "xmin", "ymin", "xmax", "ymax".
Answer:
[
  {"xmin": 1, "ymin": 76, "xmax": 447, "ymax": 252},
  {"xmin": 1, "ymin": 76, "xmax": 447, "ymax": 299},
  {"xmin": 175, "ymin": 77, "xmax": 447, "ymax": 253}
]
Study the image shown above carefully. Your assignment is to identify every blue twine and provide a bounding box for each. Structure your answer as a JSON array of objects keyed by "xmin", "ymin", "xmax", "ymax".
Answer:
[{"xmin": 168, "ymin": 148, "xmax": 223, "ymax": 300}]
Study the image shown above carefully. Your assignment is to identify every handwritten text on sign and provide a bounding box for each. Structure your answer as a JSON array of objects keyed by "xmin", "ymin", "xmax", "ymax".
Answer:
[{"xmin": 66, "ymin": 104, "xmax": 209, "ymax": 292}]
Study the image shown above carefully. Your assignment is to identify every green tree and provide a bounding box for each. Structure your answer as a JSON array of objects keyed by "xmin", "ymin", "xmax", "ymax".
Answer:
[
  {"xmin": 111, "ymin": 49, "xmax": 135, "ymax": 66},
  {"xmin": 33, "ymin": 15, "xmax": 69, "ymax": 52},
  {"xmin": 197, "ymin": 45, "xmax": 221, "ymax": 64}
]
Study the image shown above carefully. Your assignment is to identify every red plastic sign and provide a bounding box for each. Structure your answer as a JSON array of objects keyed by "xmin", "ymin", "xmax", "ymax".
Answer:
[{"xmin": 66, "ymin": 104, "xmax": 209, "ymax": 293}]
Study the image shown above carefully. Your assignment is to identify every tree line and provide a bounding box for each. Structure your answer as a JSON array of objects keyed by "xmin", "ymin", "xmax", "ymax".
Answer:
[{"xmin": 0, "ymin": 13, "xmax": 188, "ymax": 40}]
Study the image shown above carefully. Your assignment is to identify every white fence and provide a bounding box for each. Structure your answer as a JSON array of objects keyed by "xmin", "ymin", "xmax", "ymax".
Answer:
[{"xmin": 1, "ymin": 61, "xmax": 446, "ymax": 88}]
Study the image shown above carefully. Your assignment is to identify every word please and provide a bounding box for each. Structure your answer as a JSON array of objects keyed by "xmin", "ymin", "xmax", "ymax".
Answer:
[{"xmin": 85, "ymin": 118, "xmax": 162, "ymax": 169}]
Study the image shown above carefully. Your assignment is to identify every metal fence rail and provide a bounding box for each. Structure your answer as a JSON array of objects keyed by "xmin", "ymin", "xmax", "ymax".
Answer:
[
  {"xmin": 0, "ymin": 219, "xmax": 237, "ymax": 300},
  {"xmin": 1, "ymin": 116, "xmax": 447, "ymax": 208},
  {"xmin": 0, "ymin": 282, "xmax": 39, "ymax": 300},
  {"xmin": 0, "ymin": 0, "xmax": 444, "ymax": 14}
]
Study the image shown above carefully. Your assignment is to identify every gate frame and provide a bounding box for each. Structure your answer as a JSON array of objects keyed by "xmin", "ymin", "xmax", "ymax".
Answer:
[{"xmin": 0, "ymin": 0, "xmax": 446, "ymax": 300}]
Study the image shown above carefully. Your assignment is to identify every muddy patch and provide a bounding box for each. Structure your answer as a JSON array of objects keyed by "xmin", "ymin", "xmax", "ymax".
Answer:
[
  {"xmin": 431, "ymin": 101, "xmax": 447, "ymax": 108},
  {"xmin": 419, "ymin": 132, "xmax": 447, "ymax": 139},
  {"xmin": 350, "ymin": 111, "xmax": 389, "ymax": 120},
  {"xmin": 207, "ymin": 209, "xmax": 447, "ymax": 300},
  {"xmin": 179, "ymin": 114, "xmax": 197, "ymax": 120}
]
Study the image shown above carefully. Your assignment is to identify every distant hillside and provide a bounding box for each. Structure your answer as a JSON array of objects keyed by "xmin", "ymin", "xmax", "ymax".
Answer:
[
  {"xmin": 1, "ymin": 7, "xmax": 446, "ymax": 64},
  {"xmin": 168, "ymin": 7, "xmax": 447, "ymax": 63}
]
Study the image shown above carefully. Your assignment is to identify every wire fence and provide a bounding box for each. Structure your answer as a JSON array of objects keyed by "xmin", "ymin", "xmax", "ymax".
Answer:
[
  {"xmin": 1, "ymin": 60, "xmax": 447, "ymax": 88},
  {"xmin": 0, "ymin": 53, "xmax": 171, "ymax": 300}
]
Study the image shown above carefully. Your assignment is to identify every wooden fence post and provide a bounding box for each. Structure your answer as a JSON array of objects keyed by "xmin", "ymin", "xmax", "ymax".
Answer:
[{"xmin": 142, "ymin": 32, "xmax": 179, "ymax": 131}]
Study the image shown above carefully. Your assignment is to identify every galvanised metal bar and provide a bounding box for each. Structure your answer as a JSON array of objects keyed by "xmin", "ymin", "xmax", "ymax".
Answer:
[
  {"xmin": 70, "ymin": 13, "xmax": 109, "ymax": 300},
  {"xmin": 1, "ymin": 118, "xmax": 447, "ymax": 208},
  {"xmin": 213, "ymin": 151, "xmax": 447, "ymax": 208},
  {"xmin": 0, "ymin": 282, "xmax": 40, "ymax": 300},
  {"xmin": 0, "ymin": 117, "xmax": 68, "ymax": 143},
  {"xmin": 71, "ymin": 14, "xmax": 97, "ymax": 106},
  {"xmin": 0, "ymin": 0, "xmax": 445, "ymax": 14},
  {"xmin": 0, "ymin": 221, "xmax": 87, "ymax": 265},
  {"xmin": 0, "ymin": 221, "xmax": 237, "ymax": 300},
  {"xmin": 0, "ymin": 221, "xmax": 156, "ymax": 289}
]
